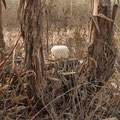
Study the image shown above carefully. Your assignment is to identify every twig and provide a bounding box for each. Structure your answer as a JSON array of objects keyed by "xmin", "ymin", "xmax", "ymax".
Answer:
[
  {"xmin": 12, "ymin": 45, "xmax": 35, "ymax": 117},
  {"xmin": 0, "ymin": 34, "xmax": 21, "ymax": 69},
  {"xmin": 31, "ymin": 83, "xmax": 85, "ymax": 120}
]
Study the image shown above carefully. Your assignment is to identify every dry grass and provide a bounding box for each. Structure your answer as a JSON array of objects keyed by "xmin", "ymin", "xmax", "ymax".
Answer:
[{"xmin": 0, "ymin": 29, "xmax": 119, "ymax": 119}]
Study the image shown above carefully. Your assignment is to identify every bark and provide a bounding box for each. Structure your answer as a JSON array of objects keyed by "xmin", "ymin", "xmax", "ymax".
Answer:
[
  {"xmin": 0, "ymin": 0, "xmax": 5, "ymax": 62},
  {"xmin": 18, "ymin": 0, "xmax": 44, "ymax": 98},
  {"xmin": 2, "ymin": 0, "xmax": 6, "ymax": 9}
]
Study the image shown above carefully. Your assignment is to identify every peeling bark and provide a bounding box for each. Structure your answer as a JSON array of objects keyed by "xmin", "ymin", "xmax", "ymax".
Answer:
[
  {"xmin": 18, "ymin": 0, "xmax": 44, "ymax": 98},
  {"xmin": 93, "ymin": 0, "xmax": 99, "ymax": 16},
  {"xmin": 87, "ymin": 0, "xmax": 117, "ymax": 92}
]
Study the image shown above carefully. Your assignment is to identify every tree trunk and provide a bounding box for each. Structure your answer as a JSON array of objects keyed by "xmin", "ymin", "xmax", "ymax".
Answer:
[
  {"xmin": 0, "ymin": 0, "xmax": 5, "ymax": 62},
  {"xmin": 18, "ymin": 0, "xmax": 44, "ymax": 98},
  {"xmin": 87, "ymin": 0, "xmax": 117, "ymax": 93}
]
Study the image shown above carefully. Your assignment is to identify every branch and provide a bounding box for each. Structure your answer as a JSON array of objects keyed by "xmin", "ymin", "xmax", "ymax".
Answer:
[{"xmin": 0, "ymin": 34, "xmax": 21, "ymax": 70}]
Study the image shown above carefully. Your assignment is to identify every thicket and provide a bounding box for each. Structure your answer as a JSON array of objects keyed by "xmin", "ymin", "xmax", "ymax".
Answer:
[{"xmin": 0, "ymin": 0, "xmax": 120, "ymax": 120}]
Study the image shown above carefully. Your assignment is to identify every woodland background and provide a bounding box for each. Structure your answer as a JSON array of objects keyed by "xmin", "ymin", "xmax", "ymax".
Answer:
[{"xmin": 0, "ymin": 0, "xmax": 120, "ymax": 120}]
